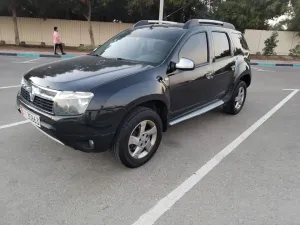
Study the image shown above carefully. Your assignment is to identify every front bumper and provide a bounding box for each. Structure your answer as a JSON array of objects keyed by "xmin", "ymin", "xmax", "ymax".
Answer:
[{"xmin": 16, "ymin": 95, "xmax": 115, "ymax": 152}]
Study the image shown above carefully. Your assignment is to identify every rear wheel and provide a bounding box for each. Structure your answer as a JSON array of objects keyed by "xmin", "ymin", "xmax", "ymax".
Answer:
[
  {"xmin": 223, "ymin": 81, "xmax": 247, "ymax": 115},
  {"xmin": 112, "ymin": 107, "xmax": 162, "ymax": 168}
]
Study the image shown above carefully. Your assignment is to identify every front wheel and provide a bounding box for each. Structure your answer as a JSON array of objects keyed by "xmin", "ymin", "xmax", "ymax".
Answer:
[
  {"xmin": 223, "ymin": 81, "xmax": 247, "ymax": 115},
  {"xmin": 112, "ymin": 107, "xmax": 162, "ymax": 168}
]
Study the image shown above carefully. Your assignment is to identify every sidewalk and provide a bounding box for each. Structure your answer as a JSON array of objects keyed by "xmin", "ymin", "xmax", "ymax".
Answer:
[
  {"xmin": 0, "ymin": 45, "xmax": 88, "ymax": 58},
  {"xmin": 251, "ymin": 60, "xmax": 300, "ymax": 67}
]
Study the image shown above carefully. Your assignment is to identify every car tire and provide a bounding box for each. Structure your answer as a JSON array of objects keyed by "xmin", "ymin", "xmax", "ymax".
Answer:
[
  {"xmin": 223, "ymin": 81, "xmax": 247, "ymax": 115},
  {"xmin": 112, "ymin": 107, "xmax": 163, "ymax": 168}
]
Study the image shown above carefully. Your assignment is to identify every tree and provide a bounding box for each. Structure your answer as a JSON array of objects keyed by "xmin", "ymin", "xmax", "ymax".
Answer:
[
  {"xmin": 11, "ymin": 0, "xmax": 21, "ymax": 45},
  {"xmin": 263, "ymin": 31, "xmax": 279, "ymax": 55},
  {"xmin": 212, "ymin": 0, "xmax": 290, "ymax": 32},
  {"xmin": 286, "ymin": 0, "xmax": 300, "ymax": 33},
  {"xmin": 127, "ymin": 0, "xmax": 207, "ymax": 22},
  {"xmin": 127, "ymin": 0, "xmax": 156, "ymax": 19},
  {"xmin": 80, "ymin": 0, "xmax": 95, "ymax": 46},
  {"xmin": 166, "ymin": 0, "xmax": 208, "ymax": 22},
  {"xmin": 289, "ymin": 44, "xmax": 300, "ymax": 57},
  {"xmin": 20, "ymin": 0, "xmax": 64, "ymax": 19},
  {"xmin": 0, "ymin": 0, "xmax": 294, "ymax": 37},
  {"xmin": 0, "ymin": 0, "xmax": 27, "ymax": 45}
]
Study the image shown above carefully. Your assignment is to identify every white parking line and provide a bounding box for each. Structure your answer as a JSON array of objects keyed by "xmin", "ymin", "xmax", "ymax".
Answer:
[
  {"xmin": 0, "ymin": 119, "xmax": 64, "ymax": 145},
  {"xmin": 0, "ymin": 120, "xmax": 29, "ymax": 130},
  {"xmin": 283, "ymin": 88, "xmax": 300, "ymax": 91},
  {"xmin": 252, "ymin": 66, "xmax": 275, "ymax": 72},
  {"xmin": 0, "ymin": 85, "xmax": 20, "ymax": 90},
  {"xmin": 132, "ymin": 89, "xmax": 300, "ymax": 225},
  {"xmin": 14, "ymin": 58, "xmax": 42, "ymax": 63}
]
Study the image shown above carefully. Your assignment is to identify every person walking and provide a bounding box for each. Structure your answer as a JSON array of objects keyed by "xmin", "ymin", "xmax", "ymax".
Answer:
[{"xmin": 53, "ymin": 27, "xmax": 66, "ymax": 55}]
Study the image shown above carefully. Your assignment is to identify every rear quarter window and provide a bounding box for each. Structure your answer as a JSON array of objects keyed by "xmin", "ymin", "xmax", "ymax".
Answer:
[{"xmin": 231, "ymin": 32, "xmax": 249, "ymax": 55}]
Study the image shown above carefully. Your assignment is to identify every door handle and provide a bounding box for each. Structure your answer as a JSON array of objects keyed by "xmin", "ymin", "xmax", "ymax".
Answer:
[{"xmin": 205, "ymin": 72, "xmax": 213, "ymax": 79}]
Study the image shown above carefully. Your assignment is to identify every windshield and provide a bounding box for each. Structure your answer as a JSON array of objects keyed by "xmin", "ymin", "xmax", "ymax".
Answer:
[{"xmin": 92, "ymin": 27, "xmax": 185, "ymax": 64}]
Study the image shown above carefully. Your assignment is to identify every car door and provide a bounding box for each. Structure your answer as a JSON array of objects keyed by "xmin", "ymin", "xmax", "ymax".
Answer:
[
  {"xmin": 210, "ymin": 31, "xmax": 236, "ymax": 99},
  {"xmin": 168, "ymin": 32, "xmax": 214, "ymax": 118}
]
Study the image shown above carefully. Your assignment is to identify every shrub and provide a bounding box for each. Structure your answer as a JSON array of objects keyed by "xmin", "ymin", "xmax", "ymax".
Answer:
[
  {"xmin": 263, "ymin": 31, "xmax": 279, "ymax": 56},
  {"xmin": 289, "ymin": 44, "xmax": 300, "ymax": 57},
  {"xmin": 77, "ymin": 45, "xmax": 96, "ymax": 51}
]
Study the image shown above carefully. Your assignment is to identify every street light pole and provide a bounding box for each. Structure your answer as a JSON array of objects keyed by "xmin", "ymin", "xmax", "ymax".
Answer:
[{"xmin": 159, "ymin": 0, "xmax": 164, "ymax": 21}]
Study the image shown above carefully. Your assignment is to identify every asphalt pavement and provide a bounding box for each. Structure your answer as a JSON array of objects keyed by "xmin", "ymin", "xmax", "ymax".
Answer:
[{"xmin": 1, "ymin": 56, "xmax": 300, "ymax": 225}]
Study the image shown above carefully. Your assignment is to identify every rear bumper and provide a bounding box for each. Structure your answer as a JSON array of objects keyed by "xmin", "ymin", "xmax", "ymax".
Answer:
[{"xmin": 16, "ymin": 95, "xmax": 115, "ymax": 152}]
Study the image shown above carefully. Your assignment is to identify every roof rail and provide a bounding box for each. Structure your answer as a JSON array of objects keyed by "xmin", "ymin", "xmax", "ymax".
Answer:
[
  {"xmin": 133, "ymin": 20, "xmax": 183, "ymax": 28},
  {"xmin": 183, "ymin": 19, "xmax": 236, "ymax": 30}
]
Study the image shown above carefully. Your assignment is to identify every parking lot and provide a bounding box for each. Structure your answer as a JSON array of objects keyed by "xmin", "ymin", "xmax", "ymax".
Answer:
[{"xmin": 1, "ymin": 55, "xmax": 300, "ymax": 225}]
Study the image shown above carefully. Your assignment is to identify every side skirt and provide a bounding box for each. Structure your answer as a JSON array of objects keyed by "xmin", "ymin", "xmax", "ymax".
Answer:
[{"xmin": 169, "ymin": 100, "xmax": 224, "ymax": 126}]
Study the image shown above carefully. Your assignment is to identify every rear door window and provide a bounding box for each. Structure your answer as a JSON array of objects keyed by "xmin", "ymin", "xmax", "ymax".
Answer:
[{"xmin": 212, "ymin": 32, "xmax": 231, "ymax": 61}]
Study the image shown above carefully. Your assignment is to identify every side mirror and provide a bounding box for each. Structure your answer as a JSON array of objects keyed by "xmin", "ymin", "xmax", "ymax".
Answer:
[{"xmin": 176, "ymin": 58, "xmax": 195, "ymax": 71}]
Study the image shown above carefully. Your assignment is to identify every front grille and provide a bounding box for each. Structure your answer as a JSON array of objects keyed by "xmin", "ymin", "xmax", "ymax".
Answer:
[
  {"xmin": 21, "ymin": 87, "xmax": 54, "ymax": 113},
  {"xmin": 34, "ymin": 96, "xmax": 54, "ymax": 112},
  {"xmin": 21, "ymin": 87, "xmax": 30, "ymax": 102}
]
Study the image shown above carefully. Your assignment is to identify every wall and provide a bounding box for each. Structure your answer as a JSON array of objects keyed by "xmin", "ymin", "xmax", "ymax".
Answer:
[
  {"xmin": 1, "ymin": 17, "xmax": 300, "ymax": 55},
  {"xmin": 244, "ymin": 29, "xmax": 300, "ymax": 55},
  {"xmin": 0, "ymin": 17, "xmax": 132, "ymax": 47}
]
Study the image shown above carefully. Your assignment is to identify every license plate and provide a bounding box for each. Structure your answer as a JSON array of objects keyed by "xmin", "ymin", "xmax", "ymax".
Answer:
[{"xmin": 20, "ymin": 105, "xmax": 41, "ymax": 127}]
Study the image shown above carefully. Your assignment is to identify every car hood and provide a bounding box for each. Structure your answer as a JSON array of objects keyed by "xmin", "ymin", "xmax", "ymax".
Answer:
[{"xmin": 24, "ymin": 55, "xmax": 153, "ymax": 91}]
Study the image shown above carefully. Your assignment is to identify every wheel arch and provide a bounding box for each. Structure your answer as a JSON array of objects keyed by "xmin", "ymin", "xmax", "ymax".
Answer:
[
  {"xmin": 124, "ymin": 95, "xmax": 169, "ymax": 132},
  {"xmin": 239, "ymin": 73, "xmax": 251, "ymax": 87},
  {"xmin": 111, "ymin": 96, "xmax": 169, "ymax": 151},
  {"xmin": 235, "ymin": 71, "xmax": 251, "ymax": 87}
]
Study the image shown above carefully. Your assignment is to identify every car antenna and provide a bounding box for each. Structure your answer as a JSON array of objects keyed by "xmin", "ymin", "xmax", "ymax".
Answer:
[{"xmin": 150, "ymin": 23, "xmax": 155, "ymax": 29}]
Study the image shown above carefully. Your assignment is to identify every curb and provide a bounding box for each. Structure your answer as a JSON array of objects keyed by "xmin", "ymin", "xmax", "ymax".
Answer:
[
  {"xmin": 1, "ymin": 52, "xmax": 300, "ymax": 67},
  {"xmin": 250, "ymin": 62, "xmax": 300, "ymax": 68},
  {"xmin": 0, "ymin": 52, "xmax": 76, "ymax": 59}
]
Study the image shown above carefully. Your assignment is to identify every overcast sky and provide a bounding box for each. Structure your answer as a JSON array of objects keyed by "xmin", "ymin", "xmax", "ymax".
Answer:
[{"xmin": 268, "ymin": 15, "xmax": 289, "ymax": 26}]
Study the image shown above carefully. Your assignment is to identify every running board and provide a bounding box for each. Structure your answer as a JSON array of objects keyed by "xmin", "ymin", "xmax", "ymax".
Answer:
[{"xmin": 169, "ymin": 100, "xmax": 224, "ymax": 126}]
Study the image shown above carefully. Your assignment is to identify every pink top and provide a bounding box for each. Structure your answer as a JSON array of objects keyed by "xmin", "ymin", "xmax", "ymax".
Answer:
[{"xmin": 53, "ymin": 31, "xmax": 61, "ymax": 44}]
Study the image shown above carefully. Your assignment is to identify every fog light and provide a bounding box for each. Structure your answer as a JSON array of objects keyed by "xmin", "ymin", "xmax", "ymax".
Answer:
[{"xmin": 89, "ymin": 140, "xmax": 94, "ymax": 149}]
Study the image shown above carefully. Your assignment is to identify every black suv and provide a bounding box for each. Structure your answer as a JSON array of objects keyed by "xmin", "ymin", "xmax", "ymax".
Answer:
[{"xmin": 17, "ymin": 19, "xmax": 251, "ymax": 168}]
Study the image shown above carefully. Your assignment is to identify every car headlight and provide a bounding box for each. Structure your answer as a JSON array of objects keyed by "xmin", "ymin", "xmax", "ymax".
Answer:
[
  {"xmin": 21, "ymin": 77, "xmax": 27, "ymax": 86},
  {"xmin": 53, "ymin": 91, "xmax": 94, "ymax": 116}
]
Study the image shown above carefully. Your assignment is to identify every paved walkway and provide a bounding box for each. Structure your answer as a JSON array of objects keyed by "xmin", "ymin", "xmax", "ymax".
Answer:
[
  {"xmin": 253, "ymin": 59, "xmax": 300, "ymax": 64},
  {"xmin": 0, "ymin": 46, "xmax": 88, "ymax": 56},
  {"xmin": 0, "ymin": 49, "xmax": 87, "ymax": 56}
]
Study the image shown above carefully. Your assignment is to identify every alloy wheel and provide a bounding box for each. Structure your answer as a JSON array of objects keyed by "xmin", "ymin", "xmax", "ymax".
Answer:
[
  {"xmin": 128, "ymin": 120, "xmax": 158, "ymax": 159},
  {"xmin": 235, "ymin": 86, "xmax": 245, "ymax": 110}
]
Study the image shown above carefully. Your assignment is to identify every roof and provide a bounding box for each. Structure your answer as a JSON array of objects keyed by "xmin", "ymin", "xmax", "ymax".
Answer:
[{"xmin": 133, "ymin": 19, "xmax": 236, "ymax": 30}]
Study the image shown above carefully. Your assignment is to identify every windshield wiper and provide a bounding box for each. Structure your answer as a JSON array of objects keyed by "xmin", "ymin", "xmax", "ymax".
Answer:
[{"xmin": 91, "ymin": 53, "xmax": 101, "ymax": 57}]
